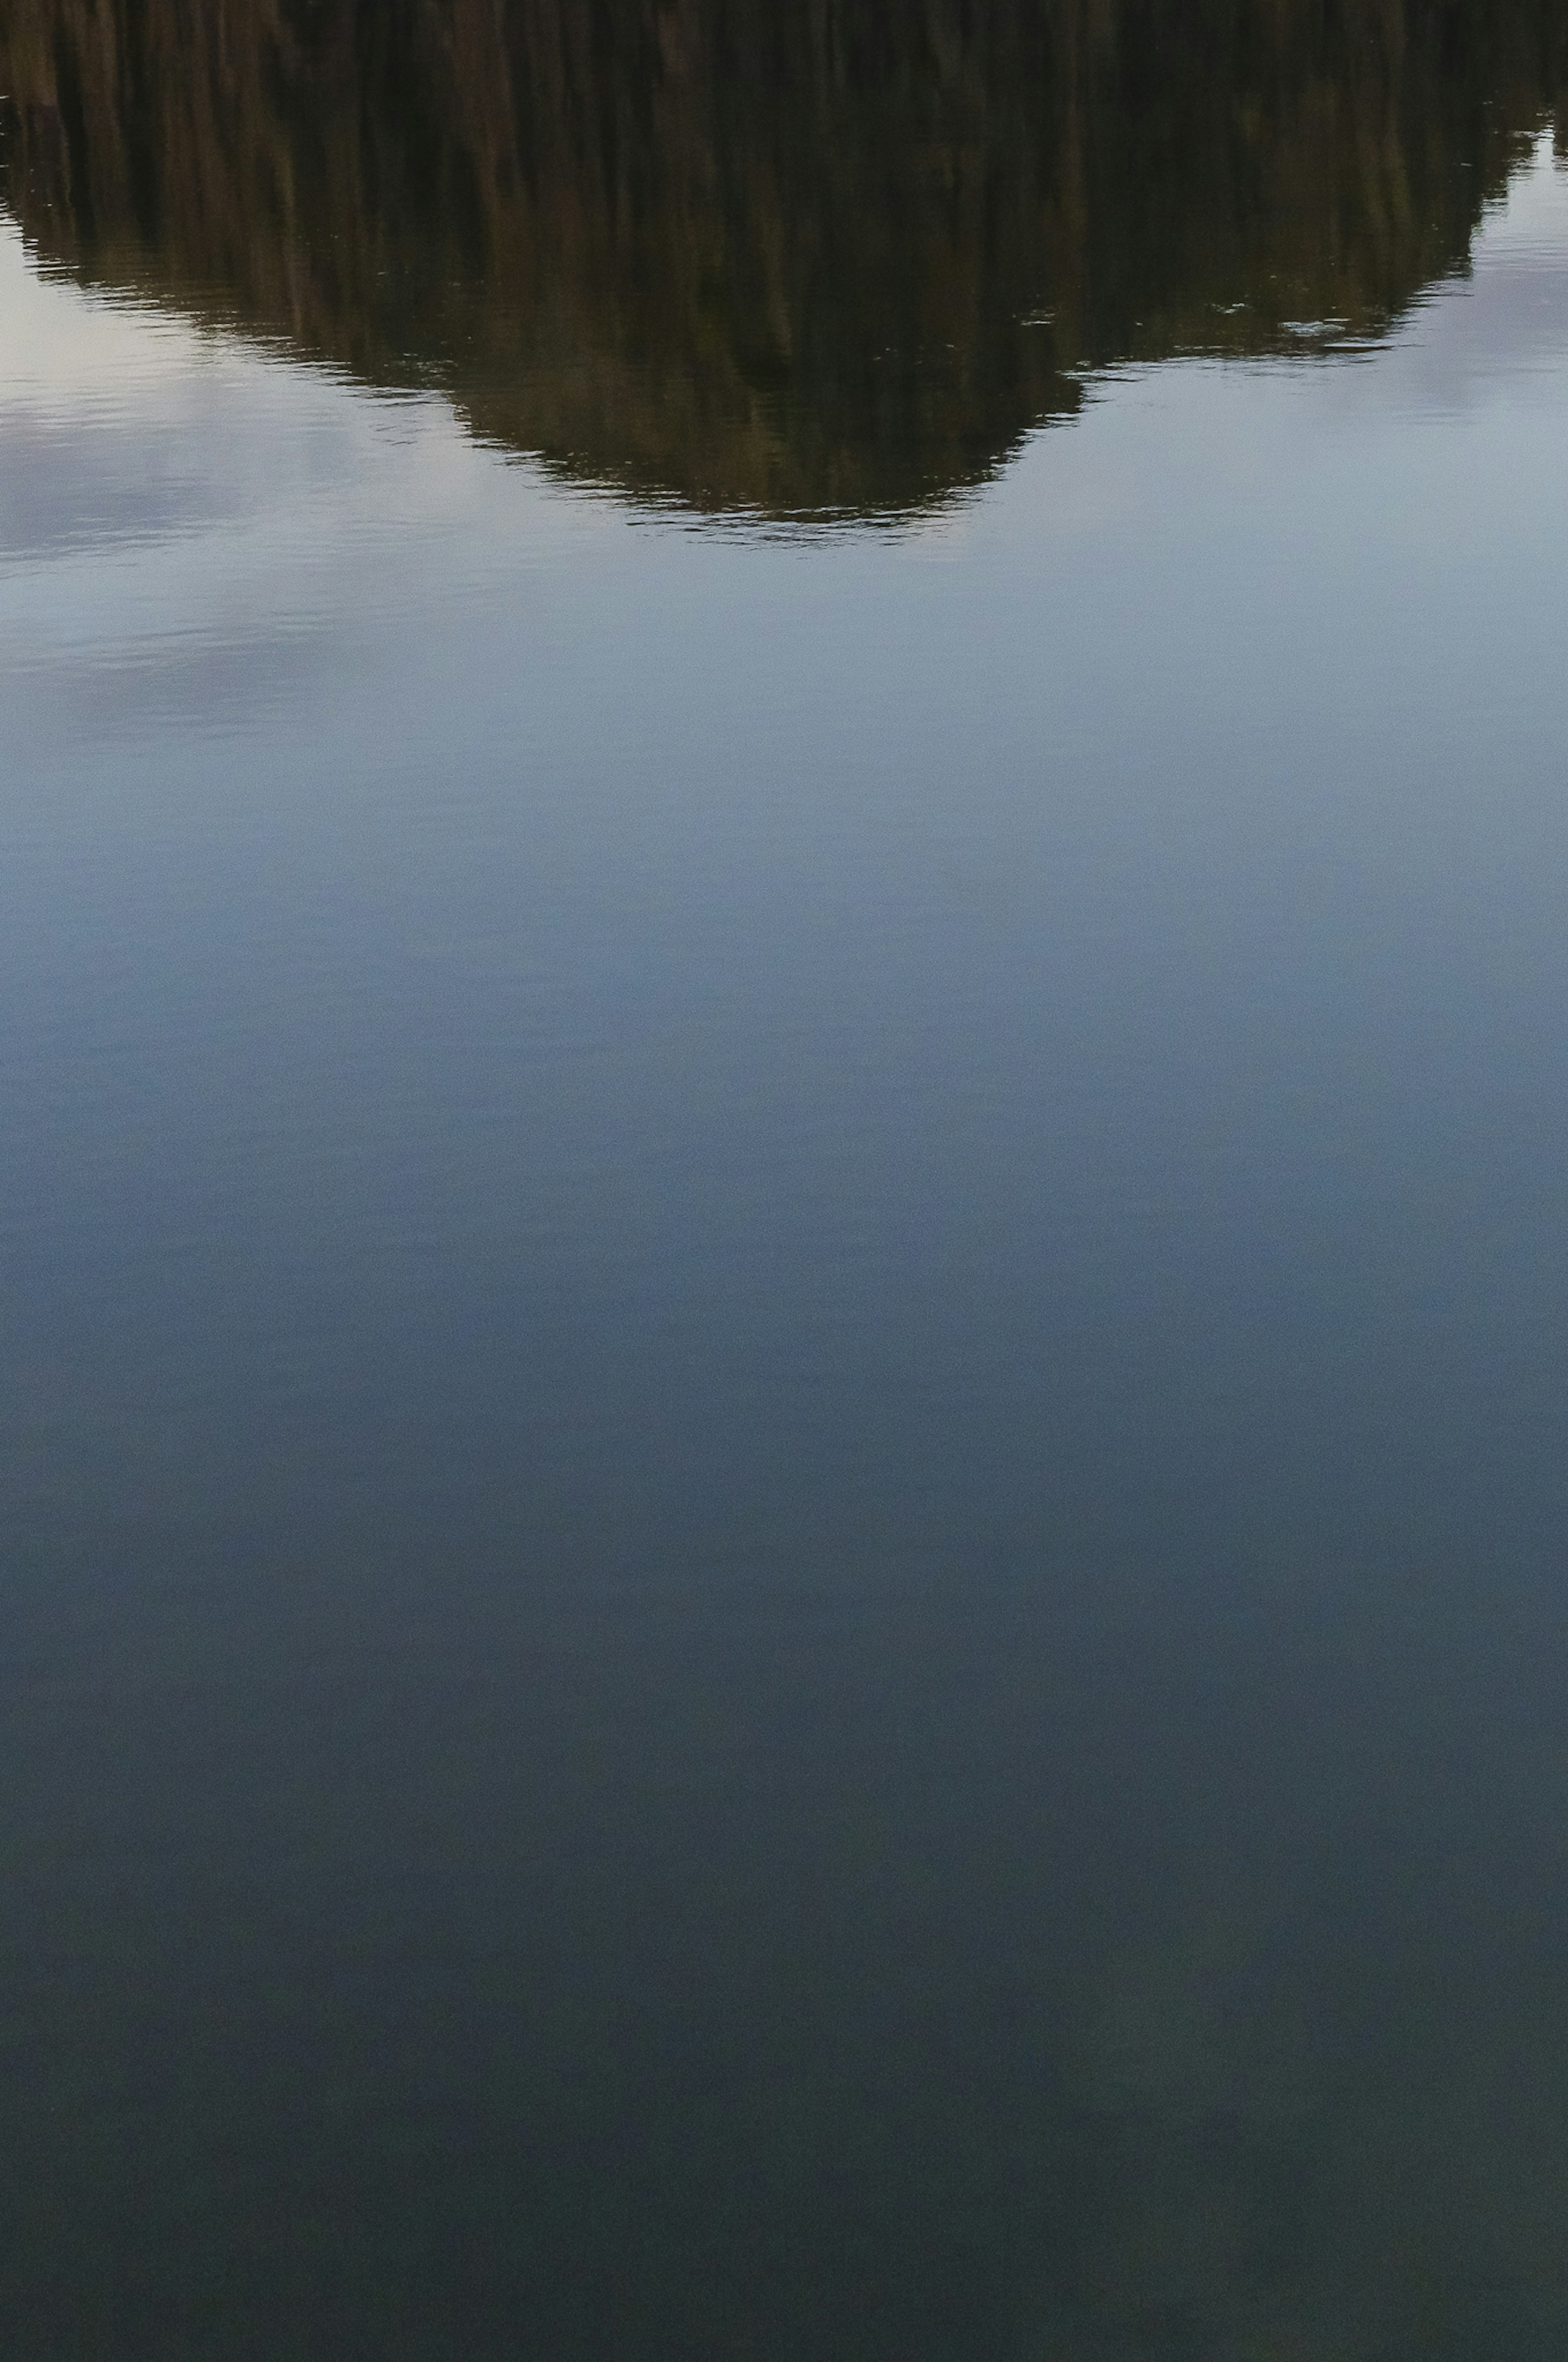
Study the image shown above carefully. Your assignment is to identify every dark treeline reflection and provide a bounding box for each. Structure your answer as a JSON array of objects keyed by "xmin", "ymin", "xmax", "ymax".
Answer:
[{"xmin": 1, "ymin": 0, "xmax": 1564, "ymax": 515}]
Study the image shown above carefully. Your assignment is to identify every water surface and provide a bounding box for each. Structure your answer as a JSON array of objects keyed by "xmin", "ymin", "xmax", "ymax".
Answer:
[{"xmin": 4, "ymin": 6, "xmax": 1568, "ymax": 2356}]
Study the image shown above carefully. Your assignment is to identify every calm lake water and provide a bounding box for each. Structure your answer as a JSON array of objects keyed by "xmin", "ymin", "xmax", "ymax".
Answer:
[{"xmin": 4, "ymin": 4, "xmax": 1568, "ymax": 2355}]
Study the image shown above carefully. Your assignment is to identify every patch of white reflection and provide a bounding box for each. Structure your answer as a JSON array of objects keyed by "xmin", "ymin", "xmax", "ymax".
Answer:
[
  {"xmin": 0, "ymin": 225, "xmax": 622, "ymax": 740},
  {"xmin": 1384, "ymin": 129, "xmax": 1568, "ymax": 411}
]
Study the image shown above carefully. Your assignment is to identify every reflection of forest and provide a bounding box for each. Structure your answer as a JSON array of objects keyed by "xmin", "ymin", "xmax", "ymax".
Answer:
[{"xmin": 1, "ymin": 0, "xmax": 1564, "ymax": 515}]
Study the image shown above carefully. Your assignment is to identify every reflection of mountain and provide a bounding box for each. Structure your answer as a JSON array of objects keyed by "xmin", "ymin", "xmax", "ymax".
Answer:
[{"xmin": 1, "ymin": 0, "xmax": 1563, "ymax": 518}]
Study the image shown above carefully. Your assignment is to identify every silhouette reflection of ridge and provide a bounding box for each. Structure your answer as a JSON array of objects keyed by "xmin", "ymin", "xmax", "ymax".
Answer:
[{"xmin": 0, "ymin": 0, "xmax": 1564, "ymax": 521}]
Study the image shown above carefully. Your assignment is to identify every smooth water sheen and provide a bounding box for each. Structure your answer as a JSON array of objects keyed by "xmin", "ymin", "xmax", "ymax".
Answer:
[{"xmin": 4, "ymin": 5, "xmax": 1568, "ymax": 2355}]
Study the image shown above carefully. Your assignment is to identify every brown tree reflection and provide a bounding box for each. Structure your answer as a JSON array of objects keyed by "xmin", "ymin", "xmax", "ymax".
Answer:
[{"xmin": 1, "ymin": 0, "xmax": 1563, "ymax": 516}]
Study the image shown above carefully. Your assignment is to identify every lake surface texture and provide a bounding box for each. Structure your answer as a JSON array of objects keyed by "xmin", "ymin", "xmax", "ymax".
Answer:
[{"xmin": 5, "ymin": 4, "xmax": 1568, "ymax": 2355}]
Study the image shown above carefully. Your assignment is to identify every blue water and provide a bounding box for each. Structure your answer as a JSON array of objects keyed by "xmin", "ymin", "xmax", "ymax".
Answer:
[{"xmin": 4, "ymin": 74, "xmax": 1568, "ymax": 2361}]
